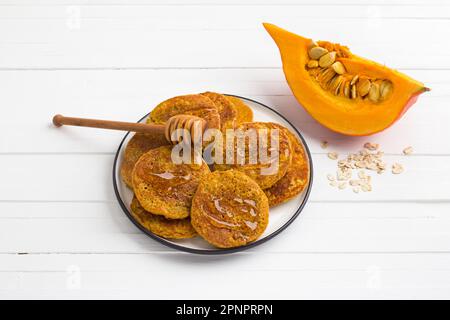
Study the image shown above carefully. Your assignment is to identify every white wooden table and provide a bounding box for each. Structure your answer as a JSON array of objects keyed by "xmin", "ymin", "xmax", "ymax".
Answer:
[{"xmin": 1, "ymin": 0, "xmax": 449, "ymax": 299}]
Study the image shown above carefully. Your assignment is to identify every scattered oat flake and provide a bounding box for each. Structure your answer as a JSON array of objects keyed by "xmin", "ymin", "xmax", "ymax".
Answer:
[
  {"xmin": 327, "ymin": 143, "xmax": 406, "ymax": 192},
  {"xmin": 403, "ymin": 146, "xmax": 413, "ymax": 155},
  {"xmin": 358, "ymin": 170, "xmax": 367, "ymax": 179},
  {"xmin": 361, "ymin": 183, "xmax": 372, "ymax": 192},
  {"xmin": 337, "ymin": 168, "xmax": 352, "ymax": 181},
  {"xmin": 355, "ymin": 160, "xmax": 366, "ymax": 168},
  {"xmin": 364, "ymin": 142, "xmax": 379, "ymax": 151},
  {"xmin": 392, "ymin": 163, "xmax": 404, "ymax": 174},
  {"xmin": 327, "ymin": 152, "xmax": 339, "ymax": 160},
  {"xmin": 321, "ymin": 141, "xmax": 329, "ymax": 149}
]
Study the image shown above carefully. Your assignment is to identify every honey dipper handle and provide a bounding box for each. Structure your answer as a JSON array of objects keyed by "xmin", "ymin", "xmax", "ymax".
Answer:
[{"xmin": 52, "ymin": 114, "xmax": 165, "ymax": 135}]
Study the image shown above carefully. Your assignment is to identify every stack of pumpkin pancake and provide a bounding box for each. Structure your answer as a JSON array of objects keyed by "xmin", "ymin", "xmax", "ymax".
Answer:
[{"xmin": 120, "ymin": 92, "xmax": 309, "ymax": 248}]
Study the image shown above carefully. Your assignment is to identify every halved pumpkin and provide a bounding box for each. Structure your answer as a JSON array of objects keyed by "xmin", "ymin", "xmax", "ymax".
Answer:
[{"xmin": 263, "ymin": 23, "xmax": 429, "ymax": 136}]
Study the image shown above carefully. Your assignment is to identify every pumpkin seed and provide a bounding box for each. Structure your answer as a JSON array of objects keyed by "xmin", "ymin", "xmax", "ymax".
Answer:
[
  {"xmin": 350, "ymin": 75, "xmax": 359, "ymax": 86},
  {"xmin": 308, "ymin": 40, "xmax": 318, "ymax": 50},
  {"xmin": 380, "ymin": 80, "xmax": 393, "ymax": 100},
  {"xmin": 351, "ymin": 84, "xmax": 357, "ymax": 99},
  {"xmin": 343, "ymin": 81, "xmax": 350, "ymax": 98},
  {"xmin": 319, "ymin": 51, "xmax": 336, "ymax": 68},
  {"xmin": 331, "ymin": 61, "xmax": 346, "ymax": 75},
  {"xmin": 318, "ymin": 68, "xmax": 336, "ymax": 87},
  {"xmin": 309, "ymin": 67, "xmax": 321, "ymax": 79},
  {"xmin": 368, "ymin": 82, "xmax": 380, "ymax": 102},
  {"xmin": 332, "ymin": 75, "xmax": 344, "ymax": 95},
  {"xmin": 339, "ymin": 79, "xmax": 347, "ymax": 96},
  {"xmin": 357, "ymin": 78, "xmax": 371, "ymax": 97},
  {"xmin": 328, "ymin": 74, "xmax": 343, "ymax": 92},
  {"xmin": 326, "ymin": 75, "xmax": 337, "ymax": 91},
  {"xmin": 307, "ymin": 60, "xmax": 319, "ymax": 68},
  {"xmin": 309, "ymin": 46, "xmax": 328, "ymax": 60}
]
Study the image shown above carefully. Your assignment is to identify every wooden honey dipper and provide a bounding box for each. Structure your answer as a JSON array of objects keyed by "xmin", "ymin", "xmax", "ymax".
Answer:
[{"xmin": 52, "ymin": 114, "xmax": 207, "ymax": 144}]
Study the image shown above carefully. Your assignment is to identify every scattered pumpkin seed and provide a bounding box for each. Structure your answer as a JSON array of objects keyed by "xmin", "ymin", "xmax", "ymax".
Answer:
[{"xmin": 321, "ymin": 140, "xmax": 329, "ymax": 149}]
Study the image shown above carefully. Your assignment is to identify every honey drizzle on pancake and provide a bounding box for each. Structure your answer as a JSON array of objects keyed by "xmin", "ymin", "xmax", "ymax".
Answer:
[
  {"xmin": 201, "ymin": 196, "xmax": 260, "ymax": 234},
  {"xmin": 151, "ymin": 171, "xmax": 192, "ymax": 181}
]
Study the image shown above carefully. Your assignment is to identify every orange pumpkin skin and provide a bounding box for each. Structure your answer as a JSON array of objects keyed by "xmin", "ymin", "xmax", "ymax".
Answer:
[{"xmin": 263, "ymin": 23, "xmax": 429, "ymax": 136}]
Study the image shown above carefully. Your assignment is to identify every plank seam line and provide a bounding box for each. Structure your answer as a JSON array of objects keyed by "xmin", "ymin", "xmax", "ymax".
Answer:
[
  {"xmin": 0, "ymin": 199, "xmax": 449, "ymax": 204},
  {"xmin": 2, "ymin": 251, "xmax": 450, "ymax": 255},
  {"xmin": 1, "ymin": 17, "xmax": 450, "ymax": 21},
  {"xmin": 0, "ymin": 67, "xmax": 449, "ymax": 71},
  {"xmin": 0, "ymin": 4, "xmax": 446, "ymax": 8},
  {"xmin": 1, "ymin": 152, "xmax": 450, "ymax": 156}
]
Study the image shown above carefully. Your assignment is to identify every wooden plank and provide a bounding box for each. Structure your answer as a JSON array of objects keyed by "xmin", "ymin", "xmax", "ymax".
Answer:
[
  {"xmin": 1, "ymin": 252, "xmax": 450, "ymax": 299},
  {"xmin": 0, "ymin": 154, "xmax": 448, "ymax": 201},
  {"xmin": 0, "ymin": 5, "xmax": 449, "ymax": 68},
  {"xmin": 2, "ymin": 252, "xmax": 450, "ymax": 272},
  {"xmin": 0, "ymin": 202, "xmax": 449, "ymax": 253},
  {"xmin": 0, "ymin": 69, "xmax": 445, "ymax": 154}
]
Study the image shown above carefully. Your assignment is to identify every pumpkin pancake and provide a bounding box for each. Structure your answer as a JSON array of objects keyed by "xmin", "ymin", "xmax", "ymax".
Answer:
[
  {"xmin": 132, "ymin": 145, "xmax": 210, "ymax": 219},
  {"xmin": 214, "ymin": 122, "xmax": 292, "ymax": 190},
  {"xmin": 148, "ymin": 94, "xmax": 221, "ymax": 132},
  {"xmin": 130, "ymin": 196, "xmax": 196, "ymax": 239},
  {"xmin": 201, "ymin": 92, "xmax": 237, "ymax": 129},
  {"xmin": 191, "ymin": 170, "xmax": 269, "ymax": 248},
  {"xmin": 264, "ymin": 124, "xmax": 310, "ymax": 206},
  {"xmin": 120, "ymin": 132, "xmax": 169, "ymax": 188},
  {"xmin": 224, "ymin": 96, "xmax": 253, "ymax": 124}
]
